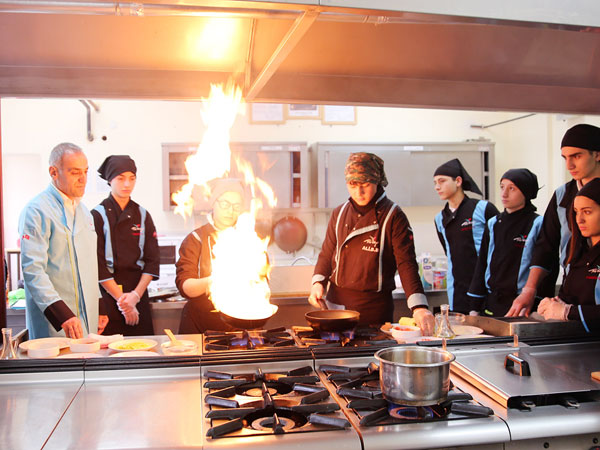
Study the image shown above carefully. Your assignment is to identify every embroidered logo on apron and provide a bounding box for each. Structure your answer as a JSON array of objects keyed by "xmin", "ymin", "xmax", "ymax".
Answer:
[{"xmin": 362, "ymin": 235, "xmax": 379, "ymax": 253}]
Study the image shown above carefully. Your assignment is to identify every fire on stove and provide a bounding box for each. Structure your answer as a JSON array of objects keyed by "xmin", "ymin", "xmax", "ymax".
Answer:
[
  {"xmin": 319, "ymin": 362, "xmax": 494, "ymax": 426},
  {"xmin": 203, "ymin": 365, "xmax": 351, "ymax": 438}
]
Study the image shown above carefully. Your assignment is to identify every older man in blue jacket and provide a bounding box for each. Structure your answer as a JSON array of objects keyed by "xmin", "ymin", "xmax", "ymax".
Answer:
[{"xmin": 19, "ymin": 142, "xmax": 107, "ymax": 339}]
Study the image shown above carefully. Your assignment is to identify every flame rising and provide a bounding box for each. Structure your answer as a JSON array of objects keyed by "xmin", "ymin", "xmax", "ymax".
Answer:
[{"xmin": 172, "ymin": 82, "xmax": 278, "ymax": 321}]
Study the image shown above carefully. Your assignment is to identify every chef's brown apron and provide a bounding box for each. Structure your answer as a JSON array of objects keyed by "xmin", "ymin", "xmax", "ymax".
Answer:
[{"xmin": 327, "ymin": 283, "xmax": 394, "ymax": 326}]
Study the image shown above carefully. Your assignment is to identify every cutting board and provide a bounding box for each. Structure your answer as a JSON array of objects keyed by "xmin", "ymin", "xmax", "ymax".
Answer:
[{"xmin": 592, "ymin": 371, "xmax": 600, "ymax": 382}]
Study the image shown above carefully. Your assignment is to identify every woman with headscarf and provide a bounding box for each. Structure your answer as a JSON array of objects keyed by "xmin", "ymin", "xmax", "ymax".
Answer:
[
  {"xmin": 467, "ymin": 169, "xmax": 556, "ymax": 316},
  {"xmin": 433, "ymin": 158, "xmax": 499, "ymax": 314},
  {"xmin": 308, "ymin": 152, "xmax": 434, "ymax": 334},
  {"xmin": 537, "ymin": 178, "xmax": 600, "ymax": 332},
  {"xmin": 176, "ymin": 178, "xmax": 245, "ymax": 333},
  {"xmin": 92, "ymin": 155, "xmax": 160, "ymax": 335}
]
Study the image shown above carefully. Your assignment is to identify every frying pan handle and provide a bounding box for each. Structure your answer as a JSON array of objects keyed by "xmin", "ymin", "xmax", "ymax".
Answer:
[{"xmin": 504, "ymin": 353, "xmax": 531, "ymax": 376}]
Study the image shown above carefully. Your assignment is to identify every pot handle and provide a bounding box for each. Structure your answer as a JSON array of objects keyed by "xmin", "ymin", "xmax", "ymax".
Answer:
[{"xmin": 504, "ymin": 353, "xmax": 531, "ymax": 376}]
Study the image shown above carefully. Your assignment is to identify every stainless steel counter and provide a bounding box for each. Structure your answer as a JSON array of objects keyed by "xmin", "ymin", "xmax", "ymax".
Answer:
[
  {"xmin": 0, "ymin": 370, "xmax": 83, "ymax": 449},
  {"xmin": 44, "ymin": 366, "xmax": 204, "ymax": 450}
]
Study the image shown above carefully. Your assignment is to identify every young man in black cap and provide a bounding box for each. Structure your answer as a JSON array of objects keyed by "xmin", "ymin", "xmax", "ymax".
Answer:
[
  {"xmin": 467, "ymin": 169, "xmax": 555, "ymax": 316},
  {"xmin": 507, "ymin": 123, "xmax": 600, "ymax": 316},
  {"xmin": 433, "ymin": 158, "xmax": 499, "ymax": 314},
  {"xmin": 92, "ymin": 155, "xmax": 160, "ymax": 335},
  {"xmin": 537, "ymin": 178, "xmax": 600, "ymax": 331}
]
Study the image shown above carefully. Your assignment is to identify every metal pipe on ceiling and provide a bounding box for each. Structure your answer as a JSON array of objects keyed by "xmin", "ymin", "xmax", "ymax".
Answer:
[
  {"xmin": 0, "ymin": 1, "xmax": 594, "ymax": 31},
  {"xmin": 0, "ymin": 1, "xmax": 305, "ymax": 18}
]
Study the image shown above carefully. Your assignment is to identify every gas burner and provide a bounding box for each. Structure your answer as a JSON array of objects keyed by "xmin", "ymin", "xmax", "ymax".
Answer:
[
  {"xmin": 319, "ymin": 363, "xmax": 494, "ymax": 426},
  {"xmin": 204, "ymin": 327, "xmax": 296, "ymax": 352},
  {"xmin": 204, "ymin": 365, "xmax": 351, "ymax": 438},
  {"xmin": 292, "ymin": 326, "xmax": 397, "ymax": 348}
]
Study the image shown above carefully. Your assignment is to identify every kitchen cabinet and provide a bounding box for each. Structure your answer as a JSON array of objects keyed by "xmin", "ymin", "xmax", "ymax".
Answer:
[
  {"xmin": 162, "ymin": 142, "xmax": 309, "ymax": 211},
  {"xmin": 311, "ymin": 141, "xmax": 494, "ymax": 208}
]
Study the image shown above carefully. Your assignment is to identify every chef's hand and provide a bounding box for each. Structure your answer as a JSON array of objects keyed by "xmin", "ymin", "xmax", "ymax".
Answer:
[
  {"xmin": 538, "ymin": 296, "xmax": 572, "ymax": 321},
  {"xmin": 121, "ymin": 306, "xmax": 139, "ymax": 326},
  {"xmin": 61, "ymin": 317, "xmax": 84, "ymax": 339},
  {"xmin": 117, "ymin": 291, "xmax": 140, "ymax": 313},
  {"xmin": 505, "ymin": 287, "xmax": 536, "ymax": 317},
  {"xmin": 413, "ymin": 308, "xmax": 435, "ymax": 336},
  {"xmin": 308, "ymin": 283, "xmax": 326, "ymax": 309},
  {"xmin": 98, "ymin": 315, "xmax": 109, "ymax": 334}
]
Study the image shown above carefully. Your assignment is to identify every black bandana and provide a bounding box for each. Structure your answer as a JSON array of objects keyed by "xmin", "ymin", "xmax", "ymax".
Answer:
[
  {"xmin": 501, "ymin": 168, "xmax": 539, "ymax": 201},
  {"xmin": 434, "ymin": 158, "xmax": 482, "ymax": 195},
  {"xmin": 561, "ymin": 124, "xmax": 600, "ymax": 152},
  {"xmin": 98, "ymin": 155, "xmax": 137, "ymax": 182},
  {"xmin": 576, "ymin": 177, "xmax": 600, "ymax": 204}
]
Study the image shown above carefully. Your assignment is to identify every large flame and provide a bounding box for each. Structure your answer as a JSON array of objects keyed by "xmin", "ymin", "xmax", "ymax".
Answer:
[{"xmin": 172, "ymin": 82, "xmax": 278, "ymax": 321}]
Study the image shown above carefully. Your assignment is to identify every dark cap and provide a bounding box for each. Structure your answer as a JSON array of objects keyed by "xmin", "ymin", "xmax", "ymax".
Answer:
[
  {"xmin": 561, "ymin": 124, "xmax": 600, "ymax": 152},
  {"xmin": 501, "ymin": 168, "xmax": 539, "ymax": 201},
  {"xmin": 98, "ymin": 155, "xmax": 137, "ymax": 182},
  {"xmin": 434, "ymin": 158, "xmax": 482, "ymax": 195},
  {"xmin": 576, "ymin": 177, "xmax": 600, "ymax": 204}
]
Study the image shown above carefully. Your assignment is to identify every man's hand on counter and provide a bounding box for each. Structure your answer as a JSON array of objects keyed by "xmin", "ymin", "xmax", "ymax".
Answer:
[
  {"xmin": 413, "ymin": 308, "xmax": 434, "ymax": 336},
  {"xmin": 98, "ymin": 315, "xmax": 109, "ymax": 334},
  {"xmin": 61, "ymin": 316, "xmax": 84, "ymax": 339},
  {"xmin": 506, "ymin": 286, "xmax": 536, "ymax": 317},
  {"xmin": 308, "ymin": 283, "xmax": 326, "ymax": 309}
]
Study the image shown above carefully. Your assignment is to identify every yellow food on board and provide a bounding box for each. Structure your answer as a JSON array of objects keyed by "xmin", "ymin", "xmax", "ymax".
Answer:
[
  {"xmin": 398, "ymin": 317, "xmax": 417, "ymax": 327},
  {"xmin": 115, "ymin": 341, "xmax": 153, "ymax": 350}
]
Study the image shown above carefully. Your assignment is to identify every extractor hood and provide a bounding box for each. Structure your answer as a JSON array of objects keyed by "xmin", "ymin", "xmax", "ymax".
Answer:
[{"xmin": 0, "ymin": 0, "xmax": 599, "ymax": 113}]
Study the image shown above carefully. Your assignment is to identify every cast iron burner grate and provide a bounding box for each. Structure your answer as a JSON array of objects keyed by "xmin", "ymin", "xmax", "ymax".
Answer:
[
  {"xmin": 204, "ymin": 327, "xmax": 296, "ymax": 351},
  {"xmin": 204, "ymin": 366, "xmax": 350, "ymax": 438},
  {"xmin": 319, "ymin": 363, "xmax": 494, "ymax": 426},
  {"xmin": 292, "ymin": 326, "xmax": 397, "ymax": 348}
]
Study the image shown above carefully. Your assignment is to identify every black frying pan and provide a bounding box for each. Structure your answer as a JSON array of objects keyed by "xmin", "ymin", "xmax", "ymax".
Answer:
[
  {"xmin": 219, "ymin": 304, "xmax": 278, "ymax": 330},
  {"xmin": 305, "ymin": 309, "xmax": 360, "ymax": 332}
]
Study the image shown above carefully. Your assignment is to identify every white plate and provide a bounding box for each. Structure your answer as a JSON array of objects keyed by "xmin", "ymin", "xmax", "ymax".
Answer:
[
  {"xmin": 57, "ymin": 353, "xmax": 103, "ymax": 359},
  {"xmin": 108, "ymin": 339, "xmax": 158, "ymax": 352},
  {"xmin": 452, "ymin": 325, "xmax": 484, "ymax": 335},
  {"xmin": 109, "ymin": 351, "xmax": 160, "ymax": 357},
  {"xmin": 19, "ymin": 337, "xmax": 71, "ymax": 351}
]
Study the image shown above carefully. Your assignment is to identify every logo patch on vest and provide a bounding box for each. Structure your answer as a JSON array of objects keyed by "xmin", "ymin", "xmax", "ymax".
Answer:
[
  {"xmin": 513, "ymin": 234, "xmax": 527, "ymax": 248},
  {"xmin": 461, "ymin": 218, "xmax": 473, "ymax": 230},
  {"xmin": 587, "ymin": 265, "xmax": 600, "ymax": 280},
  {"xmin": 362, "ymin": 235, "xmax": 379, "ymax": 253},
  {"xmin": 131, "ymin": 224, "xmax": 141, "ymax": 236}
]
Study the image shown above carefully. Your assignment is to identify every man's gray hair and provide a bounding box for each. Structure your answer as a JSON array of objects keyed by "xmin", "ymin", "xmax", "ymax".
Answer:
[{"xmin": 49, "ymin": 142, "xmax": 83, "ymax": 168}]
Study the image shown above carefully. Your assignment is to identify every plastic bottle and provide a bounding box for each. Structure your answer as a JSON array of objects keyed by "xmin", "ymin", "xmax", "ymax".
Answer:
[{"xmin": 421, "ymin": 252, "xmax": 433, "ymax": 290}]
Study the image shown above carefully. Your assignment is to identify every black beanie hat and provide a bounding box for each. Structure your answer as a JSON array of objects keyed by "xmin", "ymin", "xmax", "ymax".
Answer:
[
  {"xmin": 434, "ymin": 158, "xmax": 482, "ymax": 195},
  {"xmin": 561, "ymin": 124, "xmax": 600, "ymax": 152},
  {"xmin": 98, "ymin": 155, "xmax": 137, "ymax": 183},
  {"xmin": 501, "ymin": 168, "xmax": 539, "ymax": 201},
  {"xmin": 576, "ymin": 177, "xmax": 600, "ymax": 205}
]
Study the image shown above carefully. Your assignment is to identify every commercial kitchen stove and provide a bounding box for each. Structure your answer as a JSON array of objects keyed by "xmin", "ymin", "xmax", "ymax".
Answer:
[
  {"xmin": 201, "ymin": 325, "xmax": 399, "ymax": 355},
  {"xmin": 200, "ymin": 358, "xmax": 362, "ymax": 449},
  {"xmin": 312, "ymin": 354, "xmax": 510, "ymax": 450},
  {"xmin": 202, "ymin": 327, "xmax": 296, "ymax": 352},
  {"xmin": 291, "ymin": 326, "xmax": 397, "ymax": 349}
]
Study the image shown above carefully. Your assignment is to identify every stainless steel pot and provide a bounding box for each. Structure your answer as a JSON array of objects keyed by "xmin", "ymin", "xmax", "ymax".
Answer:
[{"xmin": 374, "ymin": 346, "xmax": 456, "ymax": 406}]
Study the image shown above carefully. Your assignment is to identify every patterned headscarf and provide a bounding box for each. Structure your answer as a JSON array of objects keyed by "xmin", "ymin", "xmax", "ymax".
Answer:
[{"xmin": 344, "ymin": 152, "xmax": 388, "ymax": 187}]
